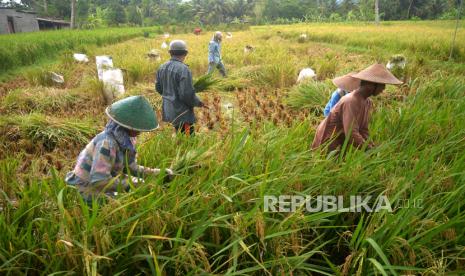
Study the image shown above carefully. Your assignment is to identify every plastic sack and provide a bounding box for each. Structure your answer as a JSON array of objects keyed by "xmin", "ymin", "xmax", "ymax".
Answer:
[
  {"xmin": 102, "ymin": 68, "xmax": 125, "ymax": 103},
  {"xmin": 297, "ymin": 68, "xmax": 316, "ymax": 83},
  {"xmin": 161, "ymin": 42, "xmax": 168, "ymax": 49},
  {"xmin": 49, "ymin": 72, "xmax": 64, "ymax": 84},
  {"xmin": 96, "ymin": 56, "xmax": 114, "ymax": 81},
  {"xmin": 73, "ymin": 53, "xmax": 89, "ymax": 63}
]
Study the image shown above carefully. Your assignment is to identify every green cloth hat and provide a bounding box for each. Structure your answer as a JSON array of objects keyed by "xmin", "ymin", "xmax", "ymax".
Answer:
[{"xmin": 105, "ymin": 95, "xmax": 158, "ymax": 132}]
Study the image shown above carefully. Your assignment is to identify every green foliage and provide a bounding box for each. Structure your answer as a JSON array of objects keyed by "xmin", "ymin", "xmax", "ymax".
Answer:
[
  {"xmin": 6, "ymin": 0, "xmax": 462, "ymax": 28},
  {"xmin": 329, "ymin": 12, "xmax": 343, "ymax": 22},
  {"xmin": 105, "ymin": 2, "xmax": 127, "ymax": 26}
]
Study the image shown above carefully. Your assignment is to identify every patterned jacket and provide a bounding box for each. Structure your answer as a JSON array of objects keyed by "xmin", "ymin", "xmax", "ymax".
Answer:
[
  {"xmin": 208, "ymin": 40, "xmax": 221, "ymax": 64},
  {"xmin": 65, "ymin": 131, "xmax": 150, "ymax": 197}
]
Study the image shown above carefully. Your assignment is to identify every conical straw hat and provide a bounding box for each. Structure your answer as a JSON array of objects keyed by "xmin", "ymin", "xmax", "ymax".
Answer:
[
  {"xmin": 352, "ymin": 64, "xmax": 403, "ymax": 85},
  {"xmin": 105, "ymin": 95, "xmax": 159, "ymax": 132},
  {"xmin": 332, "ymin": 72, "xmax": 360, "ymax": 92}
]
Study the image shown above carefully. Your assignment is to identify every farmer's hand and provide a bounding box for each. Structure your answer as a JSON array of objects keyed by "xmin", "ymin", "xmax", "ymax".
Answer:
[
  {"xmin": 163, "ymin": 168, "xmax": 175, "ymax": 183},
  {"xmin": 199, "ymin": 102, "xmax": 209, "ymax": 109},
  {"xmin": 165, "ymin": 168, "xmax": 174, "ymax": 175},
  {"xmin": 366, "ymin": 142, "xmax": 376, "ymax": 151}
]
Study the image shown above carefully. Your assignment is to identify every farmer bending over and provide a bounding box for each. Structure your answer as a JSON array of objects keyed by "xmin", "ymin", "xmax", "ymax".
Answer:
[
  {"xmin": 66, "ymin": 96, "xmax": 173, "ymax": 203},
  {"xmin": 312, "ymin": 64, "xmax": 402, "ymax": 152},
  {"xmin": 323, "ymin": 72, "xmax": 360, "ymax": 117},
  {"xmin": 156, "ymin": 40, "xmax": 205, "ymax": 136},
  {"xmin": 207, "ymin": 31, "xmax": 227, "ymax": 77}
]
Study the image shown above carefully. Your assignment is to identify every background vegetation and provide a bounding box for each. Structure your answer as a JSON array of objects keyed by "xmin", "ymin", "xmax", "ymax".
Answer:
[{"xmin": 0, "ymin": 0, "xmax": 463, "ymax": 27}]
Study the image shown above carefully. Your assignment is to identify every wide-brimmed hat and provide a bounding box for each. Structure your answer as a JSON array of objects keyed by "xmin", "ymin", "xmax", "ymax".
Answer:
[
  {"xmin": 352, "ymin": 64, "xmax": 403, "ymax": 85},
  {"xmin": 105, "ymin": 95, "xmax": 158, "ymax": 132},
  {"xmin": 332, "ymin": 72, "xmax": 360, "ymax": 92}
]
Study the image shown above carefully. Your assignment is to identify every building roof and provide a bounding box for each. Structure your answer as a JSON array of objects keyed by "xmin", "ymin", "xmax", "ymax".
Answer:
[
  {"xmin": 36, "ymin": 17, "xmax": 70, "ymax": 25},
  {"xmin": 0, "ymin": 7, "xmax": 37, "ymax": 14}
]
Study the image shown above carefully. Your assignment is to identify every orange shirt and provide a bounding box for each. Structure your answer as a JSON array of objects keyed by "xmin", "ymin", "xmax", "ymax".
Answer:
[{"xmin": 312, "ymin": 91, "xmax": 372, "ymax": 151}]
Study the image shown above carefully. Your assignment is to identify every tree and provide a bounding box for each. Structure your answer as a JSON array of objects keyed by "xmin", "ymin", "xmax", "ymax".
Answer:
[
  {"xmin": 127, "ymin": 5, "xmax": 142, "ymax": 25},
  {"xmin": 70, "ymin": 0, "xmax": 76, "ymax": 29},
  {"xmin": 106, "ymin": 1, "xmax": 126, "ymax": 25},
  {"xmin": 2, "ymin": 0, "xmax": 460, "ymax": 26}
]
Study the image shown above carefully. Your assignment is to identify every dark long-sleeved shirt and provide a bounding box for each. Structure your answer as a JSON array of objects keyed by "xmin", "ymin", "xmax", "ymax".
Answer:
[
  {"xmin": 312, "ymin": 91, "xmax": 372, "ymax": 151},
  {"xmin": 156, "ymin": 58, "xmax": 202, "ymax": 125}
]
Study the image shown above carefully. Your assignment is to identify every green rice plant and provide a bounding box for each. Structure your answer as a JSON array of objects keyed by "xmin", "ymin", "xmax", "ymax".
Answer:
[
  {"xmin": 194, "ymin": 74, "xmax": 221, "ymax": 92},
  {"xmin": 286, "ymin": 80, "xmax": 332, "ymax": 114},
  {"xmin": 317, "ymin": 58, "xmax": 338, "ymax": 80}
]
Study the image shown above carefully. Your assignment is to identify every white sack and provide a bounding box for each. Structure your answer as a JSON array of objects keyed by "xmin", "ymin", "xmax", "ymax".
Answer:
[
  {"xmin": 96, "ymin": 56, "xmax": 114, "ymax": 81},
  {"xmin": 297, "ymin": 68, "xmax": 316, "ymax": 83}
]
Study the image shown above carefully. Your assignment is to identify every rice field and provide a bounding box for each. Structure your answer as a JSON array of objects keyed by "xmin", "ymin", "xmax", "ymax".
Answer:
[{"xmin": 0, "ymin": 20, "xmax": 465, "ymax": 275}]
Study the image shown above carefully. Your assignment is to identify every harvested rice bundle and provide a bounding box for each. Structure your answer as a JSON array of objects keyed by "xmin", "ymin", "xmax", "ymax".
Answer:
[
  {"xmin": 194, "ymin": 74, "xmax": 220, "ymax": 93},
  {"xmin": 286, "ymin": 80, "xmax": 330, "ymax": 115}
]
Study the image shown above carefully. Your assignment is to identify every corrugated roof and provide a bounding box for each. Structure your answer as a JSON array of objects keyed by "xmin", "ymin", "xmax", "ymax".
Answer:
[
  {"xmin": 37, "ymin": 18, "xmax": 70, "ymax": 25},
  {"xmin": 0, "ymin": 7, "xmax": 37, "ymax": 14}
]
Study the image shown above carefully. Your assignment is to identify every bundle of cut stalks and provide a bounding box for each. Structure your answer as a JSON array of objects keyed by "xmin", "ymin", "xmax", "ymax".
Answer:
[{"xmin": 194, "ymin": 74, "xmax": 220, "ymax": 92}]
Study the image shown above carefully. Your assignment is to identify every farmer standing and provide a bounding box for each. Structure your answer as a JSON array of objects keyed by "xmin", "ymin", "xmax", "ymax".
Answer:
[
  {"xmin": 323, "ymin": 72, "xmax": 360, "ymax": 117},
  {"xmin": 156, "ymin": 40, "xmax": 205, "ymax": 136},
  {"xmin": 312, "ymin": 64, "xmax": 402, "ymax": 151},
  {"xmin": 207, "ymin": 31, "xmax": 227, "ymax": 77},
  {"xmin": 65, "ymin": 95, "xmax": 173, "ymax": 204}
]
